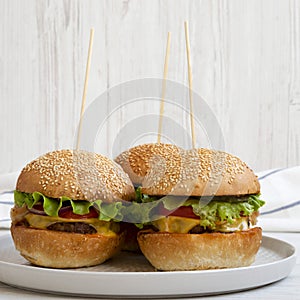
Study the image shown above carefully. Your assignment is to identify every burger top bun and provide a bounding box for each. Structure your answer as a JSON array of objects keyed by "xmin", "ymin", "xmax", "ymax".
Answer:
[
  {"xmin": 116, "ymin": 145, "xmax": 260, "ymax": 197},
  {"xmin": 115, "ymin": 143, "xmax": 184, "ymax": 186},
  {"xmin": 16, "ymin": 149, "xmax": 135, "ymax": 202}
]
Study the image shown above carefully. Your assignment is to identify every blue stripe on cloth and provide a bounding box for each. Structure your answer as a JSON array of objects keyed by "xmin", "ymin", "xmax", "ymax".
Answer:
[
  {"xmin": 0, "ymin": 219, "xmax": 10, "ymax": 222},
  {"xmin": 0, "ymin": 191, "xmax": 14, "ymax": 195},
  {"xmin": 0, "ymin": 201, "xmax": 14, "ymax": 205},
  {"xmin": 261, "ymin": 200, "xmax": 300, "ymax": 215},
  {"xmin": 258, "ymin": 168, "xmax": 286, "ymax": 180}
]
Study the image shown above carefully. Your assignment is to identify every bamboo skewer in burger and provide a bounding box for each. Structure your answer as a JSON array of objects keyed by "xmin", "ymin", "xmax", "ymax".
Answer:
[
  {"xmin": 76, "ymin": 28, "xmax": 94, "ymax": 151},
  {"xmin": 11, "ymin": 150, "xmax": 135, "ymax": 268},
  {"xmin": 184, "ymin": 21, "xmax": 196, "ymax": 149},
  {"xmin": 115, "ymin": 31, "xmax": 178, "ymax": 190},
  {"xmin": 157, "ymin": 32, "xmax": 171, "ymax": 144},
  {"xmin": 115, "ymin": 22, "xmax": 265, "ymax": 271},
  {"xmin": 116, "ymin": 145, "xmax": 265, "ymax": 270},
  {"xmin": 10, "ymin": 29, "xmax": 136, "ymax": 268},
  {"xmin": 117, "ymin": 32, "xmax": 179, "ymax": 252}
]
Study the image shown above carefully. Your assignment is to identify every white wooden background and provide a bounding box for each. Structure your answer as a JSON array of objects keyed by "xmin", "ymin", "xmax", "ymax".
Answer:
[{"xmin": 0, "ymin": 0, "xmax": 299, "ymax": 174}]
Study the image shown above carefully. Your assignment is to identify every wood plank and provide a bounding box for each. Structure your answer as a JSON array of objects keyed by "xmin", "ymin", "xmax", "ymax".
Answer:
[{"xmin": 0, "ymin": 0, "xmax": 299, "ymax": 173}]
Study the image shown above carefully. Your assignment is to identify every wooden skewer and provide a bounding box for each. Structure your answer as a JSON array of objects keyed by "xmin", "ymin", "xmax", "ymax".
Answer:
[
  {"xmin": 184, "ymin": 21, "xmax": 196, "ymax": 149},
  {"xmin": 76, "ymin": 28, "xmax": 95, "ymax": 151},
  {"xmin": 157, "ymin": 32, "xmax": 172, "ymax": 144}
]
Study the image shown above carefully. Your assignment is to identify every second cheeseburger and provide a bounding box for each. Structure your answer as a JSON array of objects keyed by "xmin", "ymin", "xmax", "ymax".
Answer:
[
  {"xmin": 11, "ymin": 149, "xmax": 135, "ymax": 268},
  {"xmin": 116, "ymin": 145, "xmax": 265, "ymax": 271}
]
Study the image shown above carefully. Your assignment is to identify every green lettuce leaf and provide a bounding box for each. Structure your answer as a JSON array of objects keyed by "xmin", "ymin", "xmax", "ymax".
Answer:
[
  {"xmin": 68, "ymin": 198, "xmax": 91, "ymax": 215},
  {"xmin": 121, "ymin": 201, "xmax": 160, "ymax": 224},
  {"xmin": 135, "ymin": 186, "xmax": 143, "ymax": 202},
  {"xmin": 14, "ymin": 190, "xmax": 265, "ymax": 228},
  {"xmin": 14, "ymin": 190, "xmax": 161, "ymax": 224},
  {"xmin": 14, "ymin": 190, "xmax": 125, "ymax": 222},
  {"xmin": 94, "ymin": 200, "xmax": 124, "ymax": 221},
  {"xmin": 185, "ymin": 194, "xmax": 265, "ymax": 229},
  {"xmin": 135, "ymin": 194, "xmax": 265, "ymax": 229}
]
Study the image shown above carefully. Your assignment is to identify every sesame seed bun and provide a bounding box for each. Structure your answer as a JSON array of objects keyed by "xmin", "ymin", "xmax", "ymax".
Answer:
[
  {"xmin": 115, "ymin": 143, "xmax": 184, "ymax": 186},
  {"xmin": 11, "ymin": 149, "xmax": 135, "ymax": 269},
  {"xmin": 11, "ymin": 224, "xmax": 123, "ymax": 268},
  {"xmin": 137, "ymin": 227, "xmax": 262, "ymax": 271},
  {"xmin": 116, "ymin": 145, "xmax": 262, "ymax": 270},
  {"xmin": 16, "ymin": 149, "xmax": 135, "ymax": 202},
  {"xmin": 116, "ymin": 145, "xmax": 260, "ymax": 196}
]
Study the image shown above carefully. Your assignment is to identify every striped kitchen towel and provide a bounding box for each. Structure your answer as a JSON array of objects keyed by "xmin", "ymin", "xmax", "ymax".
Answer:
[
  {"xmin": 258, "ymin": 166, "xmax": 300, "ymax": 232},
  {"xmin": 0, "ymin": 172, "xmax": 18, "ymax": 228},
  {"xmin": 0, "ymin": 192, "xmax": 14, "ymax": 228}
]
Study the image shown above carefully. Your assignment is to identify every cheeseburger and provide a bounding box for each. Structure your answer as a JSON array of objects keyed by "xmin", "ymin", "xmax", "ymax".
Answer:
[
  {"xmin": 11, "ymin": 149, "xmax": 135, "ymax": 268},
  {"xmin": 116, "ymin": 144, "xmax": 265, "ymax": 271}
]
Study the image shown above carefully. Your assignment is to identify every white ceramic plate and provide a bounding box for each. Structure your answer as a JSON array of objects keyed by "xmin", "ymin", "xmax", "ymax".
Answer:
[{"xmin": 0, "ymin": 234, "xmax": 296, "ymax": 298}]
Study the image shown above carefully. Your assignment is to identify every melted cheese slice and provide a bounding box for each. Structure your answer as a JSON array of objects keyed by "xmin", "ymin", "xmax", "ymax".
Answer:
[
  {"xmin": 153, "ymin": 216, "xmax": 200, "ymax": 233},
  {"xmin": 24, "ymin": 213, "xmax": 118, "ymax": 236},
  {"xmin": 152, "ymin": 216, "xmax": 250, "ymax": 233}
]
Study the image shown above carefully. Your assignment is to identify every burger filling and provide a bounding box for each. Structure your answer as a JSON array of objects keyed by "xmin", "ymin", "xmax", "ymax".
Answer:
[
  {"xmin": 12, "ymin": 190, "xmax": 265, "ymax": 235},
  {"xmin": 134, "ymin": 188, "xmax": 265, "ymax": 234},
  {"xmin": 12, "ymin": 191, "xmax": 124, "ymax": 236}
]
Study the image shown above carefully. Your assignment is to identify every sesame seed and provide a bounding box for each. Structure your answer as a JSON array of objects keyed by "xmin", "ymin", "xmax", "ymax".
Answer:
[
  {"xmin": 18, "ymin": 149, "xmax": 135, "ymax": 202},
  {"xmin": 115, "ymin": 143, "xmax": 254, "ymax": 196}
]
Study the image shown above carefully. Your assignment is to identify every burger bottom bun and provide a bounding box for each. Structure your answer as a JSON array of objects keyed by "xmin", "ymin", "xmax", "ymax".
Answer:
[
  {"xmin": 11, "ymin": 225, "xmax": 123, "ymax": 268},
  {"xmin": 137, "ymin": 227, "xmax": 262, "ymax": 271}
]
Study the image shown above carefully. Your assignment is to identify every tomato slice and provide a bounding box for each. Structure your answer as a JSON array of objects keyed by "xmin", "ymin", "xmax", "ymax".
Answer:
[
  {"xmin": 58, "ymin": 206, "xmax": 99, "ymax": 219},
  {"xmin": 31, "ymin": 204, "xmax": 44, "ymax": 211},
  {"xmin": 159, "ymin": 205, "xmax": 199, "ymax": 219}
]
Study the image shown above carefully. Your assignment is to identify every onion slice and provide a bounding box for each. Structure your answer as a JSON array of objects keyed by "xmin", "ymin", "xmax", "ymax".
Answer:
[{"xmin": 28, "ymin": 204, "xmax": 47, "ymax": 216}]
